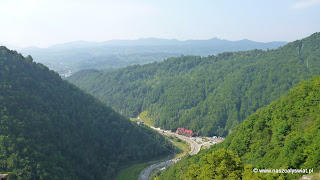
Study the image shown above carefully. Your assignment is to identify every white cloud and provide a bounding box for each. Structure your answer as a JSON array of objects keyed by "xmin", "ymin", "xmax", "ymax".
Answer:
[{"xmin": 292, "ymin": 0, "xmax": 320, "ymax": 9}]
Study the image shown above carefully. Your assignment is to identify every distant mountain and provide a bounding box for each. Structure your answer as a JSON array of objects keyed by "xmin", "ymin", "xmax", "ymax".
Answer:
[
  {"xmin": 0, "ymin": 42, "xmax": 22, "ymax": 51},
  {"xmin": 0, "ymin": 46, "xmax": 174, "ymax": 179},
  {"xmin": 47, "ymin": 38, "xmax": 183, "ymax": 49},
  {"xmin": 67, "ymin": 32, "xmax": 320, "ymax": 137},
  {"xmin": 19, "ymin": 46, "xmax": 43, "ymax": 51},
  {"xmin": 35, "ymin": 38, "xmax": 285, "ymax": 49},
  {"xmin": 20, "ymin": 38, "xmax": 286, "ymax": 77},
  {"xmin": 158, "ymin": 75, "xmax": 320, "ymax": 180}
]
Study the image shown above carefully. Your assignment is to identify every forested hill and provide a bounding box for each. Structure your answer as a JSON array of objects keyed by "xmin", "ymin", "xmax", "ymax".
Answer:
[
  {"xmin": 67, "ymin": 32, "xmax": 320, "ymax": 136},
  {"xmin": 0, "ymin": 47, "xmax": 174, "ymax": 179},
  {"xmin": 157, "ymin": 75, "xmax": 320, "ymax": 180}
]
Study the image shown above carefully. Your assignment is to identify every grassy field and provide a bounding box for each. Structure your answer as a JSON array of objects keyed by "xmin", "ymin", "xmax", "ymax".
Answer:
[
  {"xmin": 129, "ymin": 111, "xmax": 153, "ymax": 126},
  {"xmin": 132, "ymin": 111, "xmax": 190, "ymax": 158},
  {"xmin": 115, "ymin": 163, "xmax": 150, "ymax": 180},
  {"xmin": 139, "ymin": 111, "xmax": 153, "ymax": 126},
  {"xmin": 166, "ymin": 136, "xmax": 190, "ymax": 159}
]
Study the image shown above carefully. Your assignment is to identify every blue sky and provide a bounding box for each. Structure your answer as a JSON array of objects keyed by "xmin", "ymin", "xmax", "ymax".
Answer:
[{"xmin": 0, "ymin": 0, "xmax": 319, "ymax": 47}]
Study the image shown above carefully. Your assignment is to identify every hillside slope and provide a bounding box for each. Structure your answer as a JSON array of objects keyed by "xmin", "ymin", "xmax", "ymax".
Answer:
[
  {"xmin": 158, "ymin": 75, "xmax": 320, "ymax": 180},
  {"xmin": 68, "ymin": 32, "xmax": 320, "ymax": 136},
  {"xmin": 0, "ymin": 47, "xmax": 174, "ymax": 179}
]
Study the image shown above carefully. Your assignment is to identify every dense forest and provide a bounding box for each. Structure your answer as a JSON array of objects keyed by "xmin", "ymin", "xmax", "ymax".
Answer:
[
  {"xmin": 157, "ymin": 75, "xmax": 320, "ymax": 180},
  {"xmin": 0, "ymin": 47, "xmax": 174, "ymax": 179},
  {"xmin": 68, "ymin": 32, "xmax": 320, "ymax": 136}
]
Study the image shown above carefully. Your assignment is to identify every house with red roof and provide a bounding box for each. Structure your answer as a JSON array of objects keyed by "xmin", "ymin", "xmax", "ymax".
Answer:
[{"xmin": 176, "ymin": 127, "xmax": 194, "ymax": 137}]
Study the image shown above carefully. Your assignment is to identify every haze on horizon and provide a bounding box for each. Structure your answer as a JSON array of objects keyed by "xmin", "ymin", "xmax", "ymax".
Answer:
[{"xmin": 0, "ymin": 0, "xmax": 319, "ymax": 48}]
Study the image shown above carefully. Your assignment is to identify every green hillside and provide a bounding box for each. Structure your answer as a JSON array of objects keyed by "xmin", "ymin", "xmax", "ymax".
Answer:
[
  {"xmin": 157, "ymin": 75, "xmax": 320, "ymax": 180},
  {"xmin": 68, "ymin": 32, "xmax": 320, "ymax": 136},
  {"xmin": 0, "ymin": 47, "xmax": 174, "ymax": 179}
]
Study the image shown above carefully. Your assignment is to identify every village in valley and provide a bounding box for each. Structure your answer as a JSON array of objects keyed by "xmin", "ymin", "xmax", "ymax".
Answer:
[
  {"xmin": 136, "ymin": 115, "xmax": 225, "ymax": 180},
  {"xmin": 136, "ymin": 116, "xmax": 225, "ymax": 149},
  {"xmin": 153, "ymin": 126, "xmax": 225, "ymax": 149}
]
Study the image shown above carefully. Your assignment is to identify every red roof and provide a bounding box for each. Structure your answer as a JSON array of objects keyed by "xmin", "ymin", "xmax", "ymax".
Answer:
[
  {"xmin": 177, "ymin": 127, "xmax": 194, "ymax": 135},
  {"xmin": 177, "ymin": 127, "xmax": 185, "ymax": 131}
]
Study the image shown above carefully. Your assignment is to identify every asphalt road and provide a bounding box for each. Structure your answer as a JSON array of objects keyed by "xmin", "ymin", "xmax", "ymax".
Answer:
[
  {"xmin": 175, "ymin": 134, "xmax": 201, "ymax": 155},
  {"xmin": 138, "ymin": 159, "xmax": 179, "ymax": 180},
  {"xmin": 138, "ymin": 127, "xmax": 201, "ymax": 180}
]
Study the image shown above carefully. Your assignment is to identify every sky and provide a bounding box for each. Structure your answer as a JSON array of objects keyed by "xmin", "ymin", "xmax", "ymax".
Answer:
[{"xmin": 0, "ymin": 0, "xmax": 319, "ymax": 48}]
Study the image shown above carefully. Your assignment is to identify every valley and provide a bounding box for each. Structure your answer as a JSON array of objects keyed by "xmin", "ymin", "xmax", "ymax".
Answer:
[
  {"xmin": 1, "ymin": 33, "xmax": 319, "ymax": 179},
  {"xmin": 1, "ymin": 1, "xmax": 320, "ymax": 179},
  {"xmin": 66, "ymin": 33, "xmax": 320, "ymax": 180}
]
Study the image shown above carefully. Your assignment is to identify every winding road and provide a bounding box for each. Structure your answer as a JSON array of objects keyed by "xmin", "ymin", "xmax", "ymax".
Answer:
[
  {"xmin": 138, "ymin": 127, "xmax": 202, "ymax": 180},
  {"xmin": 175, "ymin": 134, "xmax": 201, "ymax": 155},
  {"xmin": 138, "ymin": 159, "xmax": 179, "ymax": 180}
]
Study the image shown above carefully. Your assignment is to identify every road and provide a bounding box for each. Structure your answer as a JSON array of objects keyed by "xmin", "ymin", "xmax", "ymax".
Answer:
[
  {"xmin": 174, "ymin": 133, "xmax": 201, "ymax": 155},
  {"xmin": 138, "ymin": 126, "xmax": 224, "ymax": 179},
  {"xmin": 138, "ymin": 127, "xmax": 202, "ymax": 180},
  {"xmin": 138, "ymin": 159, "xmax": 180, "ymax": 180},
  {"xmin": 152, "ymin": 127, "xmax": 201, "ymax": 155}
]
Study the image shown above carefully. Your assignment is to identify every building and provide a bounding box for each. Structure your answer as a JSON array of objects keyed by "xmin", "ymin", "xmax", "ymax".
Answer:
[
  {"xmin": 214, "ymin": 139, "xmax": 223, "ymax": 143},
  {"xmin": 176, "ymin": 127, "xmax": 194, "ymax": 137},
  {"xmin": 137, "ymin": 116, "xmax": 144, "ymax": 125}
]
